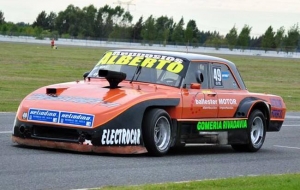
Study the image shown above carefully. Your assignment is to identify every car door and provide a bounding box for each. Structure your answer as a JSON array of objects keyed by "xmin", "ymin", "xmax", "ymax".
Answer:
[
  {"xmin": 210, "ymin": 62, "xmax": 242, "ymax": 118},
  {"xmin": 181, "ymin": 62, "xmax": 218, "ymax": 119}
]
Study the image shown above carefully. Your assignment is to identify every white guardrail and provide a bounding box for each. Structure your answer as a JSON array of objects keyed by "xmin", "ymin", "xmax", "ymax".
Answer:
[{"xmin": 1, "ymin": 35, "xmax": 299, "ymax": 58}]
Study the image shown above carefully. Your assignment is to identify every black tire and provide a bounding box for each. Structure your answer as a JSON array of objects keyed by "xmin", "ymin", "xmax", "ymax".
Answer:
[
  {"xmin": 142, "ymin": 108, "xmax": 172, "ymax": 156},
  {"xmin": 231, "ymin": 110, "xmax": 266, "ymax": 152}
]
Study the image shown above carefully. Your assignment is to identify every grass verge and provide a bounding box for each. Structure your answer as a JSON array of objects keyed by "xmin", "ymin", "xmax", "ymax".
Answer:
[{"xmin": 96, "ymin": 173, "xmax": 300, "ymax": 190}]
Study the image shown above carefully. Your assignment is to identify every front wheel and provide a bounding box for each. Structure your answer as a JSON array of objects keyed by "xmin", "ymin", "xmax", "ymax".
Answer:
[
  {"xmin": 142, "ymin": 109, "xmax": 172, "ymax": 156},
  {"xmin": 231, "ymin": 110, "xmax": 266, "ymax": 152}
]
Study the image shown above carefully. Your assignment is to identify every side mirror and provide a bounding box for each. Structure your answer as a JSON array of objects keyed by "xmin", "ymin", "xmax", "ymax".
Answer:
[
  {"xmin": 83, "ymin": 71, "xmax": 90, "ymax": 80},
  {"xmin": 196, "ymin": 70, "xmax": 204, "ymax": 83}
]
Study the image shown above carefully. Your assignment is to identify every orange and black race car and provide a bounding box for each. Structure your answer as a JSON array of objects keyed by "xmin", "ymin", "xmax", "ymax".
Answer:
[{"xmin": 12, "ymin": 49, "xmax": 286, "ymax": 156}]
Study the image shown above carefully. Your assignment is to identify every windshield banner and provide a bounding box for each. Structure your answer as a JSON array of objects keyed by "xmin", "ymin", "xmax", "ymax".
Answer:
[{"xmin": 97, "ymin": 51, "xmax": 189, "ymax": 76}]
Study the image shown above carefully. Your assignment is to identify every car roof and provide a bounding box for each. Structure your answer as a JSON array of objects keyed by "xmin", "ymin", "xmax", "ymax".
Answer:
[
  {"xmin": 113, "ymin": 49, "xmax": 236, "ymax": 67},
  {"xmin": 109, "ymin": 49, "xmax": 246, "ymax": 90}
]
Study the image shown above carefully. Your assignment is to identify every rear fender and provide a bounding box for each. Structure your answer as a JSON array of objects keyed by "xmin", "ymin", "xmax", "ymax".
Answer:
[
  {"xmin": 235, "ymin": 97, "xmax": 270, "ymax": 128},
  {"xmin": 226, "ymin": 97, "xmax": 270, "ymax": 144}
]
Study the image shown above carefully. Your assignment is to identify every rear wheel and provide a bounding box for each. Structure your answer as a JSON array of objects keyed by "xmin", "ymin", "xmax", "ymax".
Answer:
[
  {"xmin": 231, "ymin": 110, "xmax": 266, "ymax": 152},
  {"xmin": 142, "ymin": 109, "xmax": 172, "ymax": 156}
]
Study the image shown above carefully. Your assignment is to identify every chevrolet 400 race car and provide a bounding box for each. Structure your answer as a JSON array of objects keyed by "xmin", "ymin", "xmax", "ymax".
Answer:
[{"xmin": 12, "ymin": 49, "xmax": 286, "ymax": 156}]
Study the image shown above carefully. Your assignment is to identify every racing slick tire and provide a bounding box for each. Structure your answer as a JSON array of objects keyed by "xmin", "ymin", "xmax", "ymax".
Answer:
[
  {"xmin": 142, "ymin": 108, "xmax": 172, "ymax": 156},
  {"xmin": 231, "ymin": 109, "xmax": 266, "ymax": 152}
]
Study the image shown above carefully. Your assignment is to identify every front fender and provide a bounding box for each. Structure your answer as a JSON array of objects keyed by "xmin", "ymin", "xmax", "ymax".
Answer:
[{"xmin": 91, "ymin": 98, "xmax": 180, "ymax": 146}]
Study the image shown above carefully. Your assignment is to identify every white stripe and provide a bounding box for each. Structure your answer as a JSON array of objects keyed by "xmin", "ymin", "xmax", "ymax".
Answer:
[
  {"xmin": 274, "ymin": 145, "xmax": 300, "ymax": 150},
  {"xmin": 285, "ymin": 116, "xmax": 300, "ymax": 119},
  {"xmin": 0, "ymin": 131, "xmax": 12, "ymax": 134}
]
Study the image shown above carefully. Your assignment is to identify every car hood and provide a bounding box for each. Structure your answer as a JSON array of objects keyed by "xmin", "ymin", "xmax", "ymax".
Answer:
[{"xmin": 18, "ymin": 80, "xmax": 179, "ymax": 127}]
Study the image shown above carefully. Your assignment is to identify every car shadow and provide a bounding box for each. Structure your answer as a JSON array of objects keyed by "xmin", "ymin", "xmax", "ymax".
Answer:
[{"xmin": 12, "ymin": 143, "xmax": 243, "ymax": 157}]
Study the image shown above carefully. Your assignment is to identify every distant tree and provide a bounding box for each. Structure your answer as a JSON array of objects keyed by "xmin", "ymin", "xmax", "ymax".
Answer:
[
  {"xmin": 205, "ymin": 31, "xmax": 226, "ymax": 50},
  {"xmin": 81, "ymin": 5, "xmax": 97, "ymax": 37},
  {"xmin": 0, "ymin": 10, "xmax": 5, "ymax": 24},
  {"xmin": 54, "ymin": 5, "xmax": 84, "ymax": 37},
  {"xmin": 171, "ymin": 17, "xmax": 185, "ymax": 45},
  {"xmin": 237, "ymin": 25, "xmax": 252, "ymax": 50},
  {"xmin": 0, "ymin": 24, "xmax": 8, "ymax": 35},
  {"xmin": 16, "ymin": 22, "xmax": 29, "ymax": 27},
  {"xmin": 32, "ymin": 11, "xmax": 48, "ymax": 29},
  {"xmin": 198, "ymin": 31, "xmax": 212, "ymax": 44},
  {"xmin": 109, "ymin": 10, "xmax": 133, "ymax": 40},
  {"xmin": 141, "ymin": 15, "xmax": 156, "ymax": 45},
  {"xmin": 284, "ymin": 24, "xmax": 300, "ymax": 53},
  {"xmin": 94, "ymin": 8, "xmax": 104, "ymax": 38},
  {"xmin": 99, "ymin": 5, "xmax": 123, "ymax": 39},
  {"xmin": 249, "ymin": 36, "xmax": 262, "ymax": 48},
  {"xmin": 185, "ymin": 26, "xmax": 193, "ymax": 46},
  {"xmin": 25, "ymin": 26, "xmax": 35, "ymax": 36},
  {"xmin": 185, "ymin": 20, "xmax": 198, "ymax": 46},
  {"xmin": 131, "ymin": 16, "xmax": 143, "ymax": 41},
  {"xmin": 33, "ymin": 26, "xmax": 43, "ymax": 39},
  {"xmin": 225, "ymin": 25, "xmax": 238, "ymax": 50},
  {"xmin": 119, "ymin": 11, "xmax": 133, "ymax": 39},
  {"xmin": 261, "ymin": 26, "xmax": 275, "ymax": 52},
  {"xmin": 47, "ymin": 12, "xmax": 57, "ymax": 31},
  {"xmin": 274, "ymin": 26, "xmax": 285, "ymax": 53},
  {"xmin": 155, "ymin": 16, "xmax": 170, "ymax": 44},
  {"xmin": 164, "ymin": 19, "xmax": 173, "ymax": 46},
  {"xmin": 121, "ymin": 11, "xmax": 133, "ymax": 26}
]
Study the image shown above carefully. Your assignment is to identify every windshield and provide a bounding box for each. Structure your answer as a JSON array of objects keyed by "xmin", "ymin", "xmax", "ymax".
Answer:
[{"xmin": 88, "ymin": 51, "xmax": 189, "ymax": 87}]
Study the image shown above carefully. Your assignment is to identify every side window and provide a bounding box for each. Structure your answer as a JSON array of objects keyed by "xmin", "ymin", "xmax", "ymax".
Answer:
[
  {"xmin": 185, "ymin": 62, "xmax": 208, "ymax": 89},
  {"xmin": 211, "ymin": 63, "xmax": 238, "ymax": 89}
]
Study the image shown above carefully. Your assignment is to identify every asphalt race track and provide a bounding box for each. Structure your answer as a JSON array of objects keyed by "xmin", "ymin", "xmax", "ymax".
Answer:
[{"xmin": 1, "ymin": 112, "xmax": 299, "ymax": 190}]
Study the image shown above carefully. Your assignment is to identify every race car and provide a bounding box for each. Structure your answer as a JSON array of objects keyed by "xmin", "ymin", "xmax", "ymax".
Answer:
[{"xmin": 12, "ymin": 49, "xmax": 286, "ymax": 156}]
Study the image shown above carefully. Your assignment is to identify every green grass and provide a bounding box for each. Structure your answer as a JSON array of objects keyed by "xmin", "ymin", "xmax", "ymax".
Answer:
[
  {"xmin": 0, "ymin": 42, "xmax": 107, "ymax": 111},
  {"xmin": 0, "ymin": 42, "xmax": 299, "ymax": 111},
  {"xmin": 96, "ymin": 173, "xmax": 300, "ymax": 190}
]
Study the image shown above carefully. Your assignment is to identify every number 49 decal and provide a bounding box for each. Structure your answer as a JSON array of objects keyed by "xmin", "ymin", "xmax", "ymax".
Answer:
[{"xmin": 213, "ymin": 67, "xmax": 223, "ymax": 86}]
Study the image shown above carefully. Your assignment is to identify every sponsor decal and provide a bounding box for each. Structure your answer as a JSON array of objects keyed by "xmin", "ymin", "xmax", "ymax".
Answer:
[
  {"xmin": 27, "ymin": 94, "xmax": 119, "ymax": 107},
  {"xmin": 195, "ymin": 99, "xmax": 217, "ymax": 105},
  {"xmin": 271, "ymin": 109, "xmax": 283, "ymax": 118},
  {"xmin": 97, "ymin": 51, "xmax": 186, "ymax": 75},
  {"xmin": 28, "ymin": 109, "xmax": 59, "ymax": 123},
  {"xmin": 27, "ymin": 108, "xmax": 94, "ymax": 127},
  {"xmin": 222, "ymin": 71, "xmax": 230, "ymax": 79},
  {"xmin": 219, "ymin": 106, "xmax": 234, "ymax": 110},
  {"xmin": 270, "ymin": 98, "xmax": 283, "ymax": 108},
  {"xmin": 101, "ymin": 129, "xmax": 141, "ymax": 145},
  {"xmin": 197, "ymin": 120, "xmax": 247, "ymax": 131},
  {"xmin": 60, "ymin": 112, "xmax": 94, "ymax": 127},
  {"xmin": 195, "ymin": 98, "xmax": 237, "ymax": 105},
  {"xmin": 219, "ymin": 98, "xmax": 237, "ymax": 104},
  {"xmin": 202, "ymin": 106, "xmax": 217, "ymax": 110}
]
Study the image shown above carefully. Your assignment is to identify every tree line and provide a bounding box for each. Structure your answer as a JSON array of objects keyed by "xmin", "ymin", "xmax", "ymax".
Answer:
[{"xmin": 0, "ymin": 4, "xmax": 299, "ymax": 53}]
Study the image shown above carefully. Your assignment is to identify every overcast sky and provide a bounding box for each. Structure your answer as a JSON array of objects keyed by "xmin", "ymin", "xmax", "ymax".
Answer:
[{"xmin": 1, "ymin": 0, "xmax": 299, "ymax": 36}]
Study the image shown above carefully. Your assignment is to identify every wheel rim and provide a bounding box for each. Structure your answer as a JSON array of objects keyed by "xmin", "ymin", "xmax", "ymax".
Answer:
[
  {"xmin": 154, "ymin": 116, "xmax": 171, "ymax": 151},
  {"xmin": 250, "ymin": 116, "xmax": 264, "ymax": 148}
]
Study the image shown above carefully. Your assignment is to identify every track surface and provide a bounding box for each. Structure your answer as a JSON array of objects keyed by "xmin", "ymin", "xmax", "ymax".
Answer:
[{"xmin": 1, "ymin": 113, "xmax": 299, "ymax": 190}]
